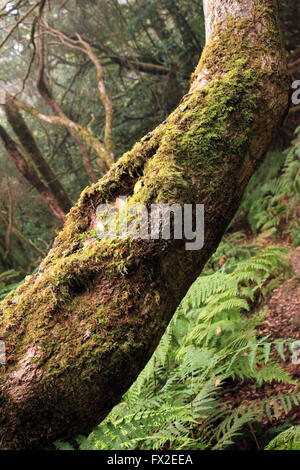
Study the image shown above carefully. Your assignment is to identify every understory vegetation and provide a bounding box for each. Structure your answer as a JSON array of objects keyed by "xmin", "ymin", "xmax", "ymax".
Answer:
[{"xmin": 53, "ymin": 126, "xmax": 299, "ymax": 451}]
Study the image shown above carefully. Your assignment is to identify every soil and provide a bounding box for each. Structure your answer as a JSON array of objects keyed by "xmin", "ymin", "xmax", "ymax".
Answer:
[{"xmin": 222, "ymin": 244, "xmax": 300, "ymax": 449}]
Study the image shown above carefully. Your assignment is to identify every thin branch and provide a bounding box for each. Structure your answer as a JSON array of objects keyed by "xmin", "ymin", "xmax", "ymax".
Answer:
[
  {"xmin": 0, "ymin": 210, "xmax": 44, "ymax": 256},
  {"xmin": 0, "ymin": 1, "xmax": 40, "ymax": 50},
  {"xmin": 76, "ymin": 33, "xmax": 114, "ymax": 160},
  {"xmin": 0, "ymin": 1, "xmax": 27, "ymax": 18},
  {"xmin": 35, "ymin": 33, "xmax": 98, "ymax": 182},
  {"xmin": 9, "ymin": 94, "xmax": 112, "ymax": 172},
  {"xmin": 85, "ymin": 43, "xmax": 171, "ymax": 76},
  {"xmin": 4, "ymin": 173, "xmax": 13, "ymax": 258},
  {"xmin": 42, "ymin": 23, "xmax": 115, "ymax": 161}
]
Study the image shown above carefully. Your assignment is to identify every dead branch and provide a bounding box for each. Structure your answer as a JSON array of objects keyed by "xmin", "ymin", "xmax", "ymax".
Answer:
[
  {"xmin": 0, "ymin": 210, "xmax": 44, "ymax": 256},
  {"xmin": 9, "ymin": 95, "xmax": 112, "ymax": 172},
  {"xmin": 35, "ymin": 30, "xmax": 99, "ymax": 182},
  {"xmin": 0, "ymin": 1, "xmax": 40, "ymax": 51},
  {"xmin": 42, "ymin": 22, "xmax": 115, "ymax": 161}
]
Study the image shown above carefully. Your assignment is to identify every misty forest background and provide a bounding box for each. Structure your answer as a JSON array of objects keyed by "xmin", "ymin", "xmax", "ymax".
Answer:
[{"xmin": 0, "ymin": 0, "xmax": 300, "ymax": 450}]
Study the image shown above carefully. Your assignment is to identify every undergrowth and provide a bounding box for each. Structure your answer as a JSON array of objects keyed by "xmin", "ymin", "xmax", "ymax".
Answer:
[
  {"xmin": 56, "ymin": 244, "xmax": 298, "ymax": 451},
  {"xmin": 238, "ymin": 125, "xmax": 300, "ymax": 246}
]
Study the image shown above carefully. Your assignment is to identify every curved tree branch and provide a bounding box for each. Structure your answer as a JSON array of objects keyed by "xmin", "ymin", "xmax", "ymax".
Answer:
[
  {"xmin": 10, "ymin": 95, "xmax": 112, "ymax": 173},
  {"xmin": 36, "ymin": 31, "xmax": 99, "ymax": 183},
  {"xmin": 41, "ymin": 23, "xmax": 115, "ymax": 161},
  {"xmin": 0, "ymin": 1, "xmax": 40, "ymax": 51},
  {"xmin": 0, "ymin": 125, "xmax": 66, "ymax": 223}
]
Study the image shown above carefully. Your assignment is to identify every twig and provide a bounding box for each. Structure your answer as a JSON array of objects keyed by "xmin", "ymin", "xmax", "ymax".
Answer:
[{"xmin": 0, "ymin": 1, "xmax": 40, "ymax": 50}]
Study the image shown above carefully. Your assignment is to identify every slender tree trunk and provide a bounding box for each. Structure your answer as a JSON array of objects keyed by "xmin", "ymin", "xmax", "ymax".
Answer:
[
  {"xmin": 0, "ymin": 0, "xmax": 289, "ymax": 449},
  {"xmin": 4, "ymin": 99, "xmax": 73, "ymax": 213},
  {"xmin": 0, "ymin": 126, "xmax": 67, "ymax": 223}
]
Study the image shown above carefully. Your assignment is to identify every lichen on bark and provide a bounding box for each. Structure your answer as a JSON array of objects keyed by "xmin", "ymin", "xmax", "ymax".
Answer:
[{"xmin": 0, "ymin": 0, "xmax": 290, "ymax": 449}]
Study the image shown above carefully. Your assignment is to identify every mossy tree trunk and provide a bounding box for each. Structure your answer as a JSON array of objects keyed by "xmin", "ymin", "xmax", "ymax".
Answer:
[{"xmin": 0, "ymin": 0, "xmax": 289, "ymax": 449}]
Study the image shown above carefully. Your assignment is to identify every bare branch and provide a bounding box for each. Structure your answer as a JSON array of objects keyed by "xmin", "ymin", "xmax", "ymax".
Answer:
[
  {"xmin": 36, "ymin": 31, "xmax": 99, "ymax": 182},
  {"xmin": 0, "ymin": 1, "xmax": 27, "ymax": 18},
  {"xmin": 42, "ymin": 23, "xmax": 115, "ymax": 161},
  {"xmin": 0, "ymin": 210, "xmax": 44, "ymax": 256},
  {"xmin": 76, "ymin": 33, "xmax": 115, "ymax": 160},
  {"xmin": 9, "ymin": 94, "xmax": 112, "ymax": 172},
  {"xmin": 0, "ymin": 1, "xmax": 40, "ymax": 50}
]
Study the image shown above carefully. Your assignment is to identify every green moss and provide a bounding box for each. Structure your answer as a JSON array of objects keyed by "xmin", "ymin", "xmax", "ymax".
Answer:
[
  {"xmin": 0, "ymin": 4, "xmax": 290, "ymax": 449},
  {"xmin": 1, "ymin": 7, "xmax": 289, "ymax": 378}
]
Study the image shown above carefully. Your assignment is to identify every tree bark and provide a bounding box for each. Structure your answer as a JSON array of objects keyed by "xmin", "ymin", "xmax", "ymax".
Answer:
[
  {"xmin": 4, "ymin": 98, "xmax": 73, "ymax": 213},
  {"xmin": 0, "ymin": 0, "xmax": 289, "ymax": 449}
]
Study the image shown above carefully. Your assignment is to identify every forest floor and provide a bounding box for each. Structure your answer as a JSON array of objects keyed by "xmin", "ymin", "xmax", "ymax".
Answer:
[{"xmin": 221, "ymin": 242, "xmax": 300, "ymax": 449}]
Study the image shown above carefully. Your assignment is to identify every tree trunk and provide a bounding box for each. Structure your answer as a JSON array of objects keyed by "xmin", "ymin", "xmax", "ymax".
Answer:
[
  {"xmin": 4, "ymin": 99, "xmax": 73, "ymax": 213},
  {"xmin": 0, "ymin": 0, "xmax": 289, "ymax": 449},
  {"xmin": 0, "ymin": 126, "xmax": 67, "ymax": 224}
]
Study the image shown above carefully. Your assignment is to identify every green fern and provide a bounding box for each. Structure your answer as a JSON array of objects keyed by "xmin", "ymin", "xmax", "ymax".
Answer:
[
  {"xmin": 265, "ymin": 425, "xmax": 300, "ymax": 450},
  {"xmin": 55, "ymin": 129, "xmax": 300, "ymax": 452},
  {"xmin": 55, "ymin": 245, "xmax": 297, "ymax": 451},
  {"xmin": 238, "ymin": 126, "xmax": 300, "ymax": 245}
]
